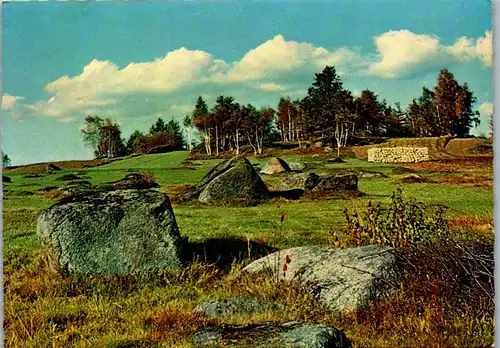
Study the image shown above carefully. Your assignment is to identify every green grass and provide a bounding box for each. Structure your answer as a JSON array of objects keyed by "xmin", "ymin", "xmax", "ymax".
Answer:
[{"xmin": 2, "ymin": 150, "xmax": 494, "ymax": 347}]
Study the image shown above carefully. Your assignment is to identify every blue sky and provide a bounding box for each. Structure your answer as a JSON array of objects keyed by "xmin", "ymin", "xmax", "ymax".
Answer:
[{"xmin": 2, "ymin": 1, "xmax": 493, "ymax": 165}]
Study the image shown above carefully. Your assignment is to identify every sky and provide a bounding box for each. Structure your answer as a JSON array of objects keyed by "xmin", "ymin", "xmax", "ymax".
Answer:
[{"xmin": 1, "ymin": 1, "xmax": 493, "ymax": 166}]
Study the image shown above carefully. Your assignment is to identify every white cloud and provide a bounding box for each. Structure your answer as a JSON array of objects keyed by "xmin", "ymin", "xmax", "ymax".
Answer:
[
  {"xmin": 367, "ymin": 30, "xmax": 492, "ymax": 79},
  {"xmin": 2, "ymin": 94, "xmax": 24, "ymax": 110},
  {"xmin": 257, "ymin": 83, "xmax": 288, "ymax": 92},
  {"xmin": 471, "ymin": 102, "xmax": 493, "ymax": 137},
  {"xmin": 448, "ymin": 31, "xmax": 492, "ymax": 67},
  {"xmin": 22, "ymin": 31, "xmax": 491, "ymax": 125},
  {"xmin": 478, "ymin": 102, "xmax": 493, "ymax": 116},
  {"xmin": 219, "ymin": 35, "xmax": 361, "ymax": 82}
]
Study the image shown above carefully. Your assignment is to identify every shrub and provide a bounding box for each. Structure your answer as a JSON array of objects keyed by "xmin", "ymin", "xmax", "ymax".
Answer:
[{"xmin": 343, "ymin": 188, "xmax": 448, "ymax": 247}]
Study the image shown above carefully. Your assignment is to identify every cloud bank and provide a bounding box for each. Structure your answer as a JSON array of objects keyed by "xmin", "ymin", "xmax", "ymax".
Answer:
[{"xmin": 11, "ymin": 30, "xmax": 491, "ymax": 132}]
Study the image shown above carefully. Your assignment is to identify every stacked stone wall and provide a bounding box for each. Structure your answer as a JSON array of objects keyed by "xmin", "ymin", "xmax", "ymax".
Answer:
[{"xmin": 367, "ymin": 147, "xmax": 429, "ymax": 163}]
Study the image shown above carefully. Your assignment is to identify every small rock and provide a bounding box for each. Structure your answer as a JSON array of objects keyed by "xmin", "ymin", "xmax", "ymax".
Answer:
[
  {"xmin": 194, "ymin": 295, "xmax": 284, "ymax": 319},
  {"xmin": 327, "ymin": 157, "xmax": 345, "ymax": 163},
  {"xmin": 358, "ymin": 171, "xmax": 388, "ymax": 179},
  {"xmin": 55, "ymin": 174, "xmax": 81, "ymax": 181},
  {"xmin": 45, "ymin": 163, "xmax": 62, "ymax": 172},
  {"xmin": 260, "ymin": 157, "xmax": 292, "ymax": 175},
  {"xmin": 192, "ymin": 321, "xmax": 351, "ymax": 347},
  {"xmin": 400, "ymin": 174, "xmax": 428, "ymax": 183}
]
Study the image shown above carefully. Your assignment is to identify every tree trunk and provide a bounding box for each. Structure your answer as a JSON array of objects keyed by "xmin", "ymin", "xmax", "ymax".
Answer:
[
  {"xmin": 235, "ymin": 128, "xmax": 240, "ymax": 155},
  {"xmin": 215, "ymin": 125, "xmax": 219, "ymax": 156}
]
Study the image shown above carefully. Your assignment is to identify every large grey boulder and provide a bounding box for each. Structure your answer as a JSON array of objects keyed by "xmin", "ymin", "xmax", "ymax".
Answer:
[
  {"xmin": 192, "ymin": 321, "xmax": 351, "ymax": 347},
  {"xmin": 194, "ymin": 295, "xmax": 284, "ymax": 319},
  {"xmin": 242, "ymin": 245, "xmax": 398, "ymax": 315},
  {"xmin": 277, "ymin": 173, "xmax": 320, "ymax": 192},
  {"xmin": 260, "ymin": 157, "xmax": 291, "ymax": 175},
  {"xmin": 37, "ymin": 189, "xmax": 184, "ymax": 276},
  {"xmin": 193, "ymin": 156, "xmax": 270, "ymax": 205},
  {"xmin": 313, "ymin": 173, "xmax": 358, "ymax": 192},
  {"xmin": 183, "ymin": 155, "xmax": 249, "ymax": 200}
]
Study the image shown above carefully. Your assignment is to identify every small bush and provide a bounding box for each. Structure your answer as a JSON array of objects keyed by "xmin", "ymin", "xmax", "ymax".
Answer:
[{"xmin": 343, "ymin": 188, "xmax": 448, "ymax": 248}]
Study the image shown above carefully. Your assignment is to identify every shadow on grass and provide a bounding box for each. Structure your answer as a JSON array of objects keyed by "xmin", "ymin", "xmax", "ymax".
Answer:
[
  {"xmin": 269, "ymin": 189, "xmax": 305, "ymax": 200},
  {"xmin": 183, "ymin": 237, "xmax": 279, "ymax": 270}
]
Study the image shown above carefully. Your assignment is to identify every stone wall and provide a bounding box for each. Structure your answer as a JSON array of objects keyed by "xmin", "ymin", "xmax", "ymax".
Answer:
[{"xmin": 367, "ymin": 147, "xmax": 429, "ymax": 163}]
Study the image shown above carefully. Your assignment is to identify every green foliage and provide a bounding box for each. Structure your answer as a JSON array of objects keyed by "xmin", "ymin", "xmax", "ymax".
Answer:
[
  {"xmin": 126, "ymin": 130, "xmax": 144, "ymax": 153},
  {"xmin": 3, "ymin": 151, "xmax": 12, "ymax": 167},
  {"xmin": 408, "ymin": 69, "xmax": 480, "ymax": 137},
  {"xmin": 81, "ymin": 116, "xmax": 126, "ymax": 158},
  {"xmin": 344, "ymin": 187, "xmax": 449, "ymax": 248}
]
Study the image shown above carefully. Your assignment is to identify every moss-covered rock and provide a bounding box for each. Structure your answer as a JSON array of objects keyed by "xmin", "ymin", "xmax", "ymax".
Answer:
[
  {"xmin": 37, "ymin": 189, "xmax": 184, "ymax": 276},
  {"xmin": 313, "ymin": 173, "xmax": 358, "ymax": 192},
  {"xmin": 277, "ymin": 173, "xmax": 320, "ymax": 192},
  {"xmin": 192, "ymin": 321, "xmax": 351, "ymax": 347},
  {"xmin": 183, "ymin": 155, "xmax": 270, "ymax": 205},
  {"xmin": 198, "ymin": 158, "xmax": 270, "ymax": 205}
]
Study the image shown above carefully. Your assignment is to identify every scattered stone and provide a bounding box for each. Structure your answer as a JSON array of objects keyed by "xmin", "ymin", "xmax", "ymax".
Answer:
[
  {"xmin": 192, "ymin": 321, "xmax": 351, "ymax": 347},
  {"xmin": 103, "ymin": 173, "xmax": 159, "ymax": 190},
  {"xmin": 45, "ymin": 163, "xmax": 62, "ymax": 172},
  {"xmin": 260, "ymin": 157, "xmax": 291, "ymax": 175},
  {"xmin": 24, "ymin": 173, "xmax": 43, "ymax": 178},
  {"xmin": 358, "ymin": 171, "xmax": 388, "ymax": 179},
  {"xmin": 277, "ymin": 173, "xmax": 320, "ymax": 192},
  {"xmin": 37, "ymin": 189, "xmax": 184, "ymax": 276},
  {"xmin": 194, "ymin": 295, "xmax": 284, "ymax": 319},
  {"xmin": 313, "ymin": 173, "xmax": 358, "ymax": 192},
  {"xmin": 55, "ymin": 174, "xmax": 81, "ymax": 181},
  {"xmin": 3, "ymin": 176, "xmax": 12, "ymax": 183},
  {"xmin": 38, "ymin": 186, "xmax": 59, "ymax": 192},
  {"xmin": 391, "ymin": 166, "xmax": 414, "ymax": 174},
  {"xmin": 242, "ymin": 245, "xmax": 398, "ymax": 315},
  {"xmin": 57, "ymin": 181, "xmax": 93, "ymax": 196},
  {"xmin": 288, "ymin": 162, "xmax": 307, "ymax": 171},
  {"xmin": 183, "ymin": 155, "xmax": 270, "ymax": 205},
  {"xmin": 327, "ymin": 157, "xmax": 345, "ymax": 163},
  {"xmin": 324, "ymin": 146, "xmax": 334, "ymax": 152},
  {"xmin": 313, "ymin": 141, "xmax": 325, "ymax": 148}
]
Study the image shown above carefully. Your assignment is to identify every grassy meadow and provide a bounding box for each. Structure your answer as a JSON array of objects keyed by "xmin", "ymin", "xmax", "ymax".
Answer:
[{"xmin": 2, "ymin": 150, "xmax": 494, "ymax": 347}]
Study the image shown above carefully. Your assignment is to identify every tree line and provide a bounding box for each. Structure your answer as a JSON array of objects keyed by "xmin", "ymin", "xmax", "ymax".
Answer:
[{"xmin": 80, "ymin": 66, "xmax": 483, "ymax": 158}]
